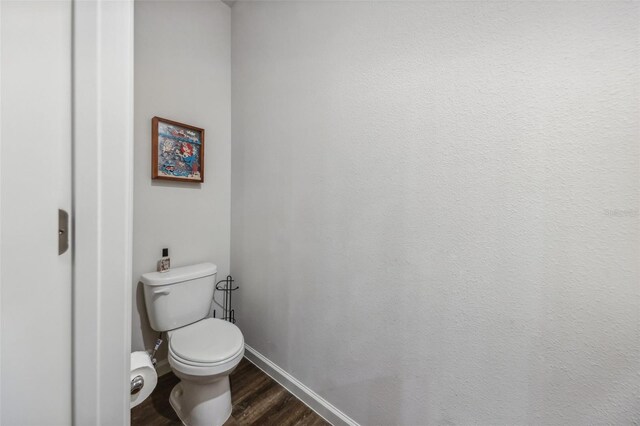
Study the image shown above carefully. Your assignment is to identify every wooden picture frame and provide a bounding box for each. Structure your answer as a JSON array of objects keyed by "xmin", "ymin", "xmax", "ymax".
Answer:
[{"xmin": 152, "ymin": 116, "xmax": 205, "ymax": 183}]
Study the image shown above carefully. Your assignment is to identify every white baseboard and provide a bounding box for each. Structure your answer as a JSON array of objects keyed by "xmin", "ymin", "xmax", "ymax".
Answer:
[
  {"xmin": 243, "ymin": 344, "xmax": 359, "ymax": 426},
  {"xmin": 155, "ymin": 358, "xmax": 172, "ymax": 377}
]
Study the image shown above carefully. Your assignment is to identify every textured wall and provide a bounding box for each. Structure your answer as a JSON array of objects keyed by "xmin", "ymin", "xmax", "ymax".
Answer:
[
  {"xmin": 133, "ymin": 0, "xmax": 231, "ymax": 357},
  {"xmin": 231, "ymin": 2, "xmax": 640, "ymax": 424}
]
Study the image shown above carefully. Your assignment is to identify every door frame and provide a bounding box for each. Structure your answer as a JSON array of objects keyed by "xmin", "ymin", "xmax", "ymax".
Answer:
[{"xmin": 73, "ymin": 0, "xmax": 134, "ymax": 424}]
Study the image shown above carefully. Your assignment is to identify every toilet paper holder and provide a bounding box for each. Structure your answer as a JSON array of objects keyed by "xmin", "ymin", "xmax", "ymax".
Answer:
[
  {"xmin": 130, "ymin": 351, "xmax": 158, "ymax": 408},
  {"xmin": 213, "ymin": 275, "xmax": 238, "ymax": 324},
  {"xmin": 131, "ymin": 375, "xmax": 144, "ymax": 395}
]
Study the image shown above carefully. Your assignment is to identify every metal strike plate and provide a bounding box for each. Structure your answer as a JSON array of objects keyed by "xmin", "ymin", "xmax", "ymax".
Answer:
[{"xmin": 58, "ymin": 209, "xmax": 69, "ymax": 255}]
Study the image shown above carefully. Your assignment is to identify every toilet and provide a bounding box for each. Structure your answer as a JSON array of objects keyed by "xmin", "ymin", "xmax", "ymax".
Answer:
[{"xmin": 141, "ymin": 262, "xmax": 244, "ymax": 426}]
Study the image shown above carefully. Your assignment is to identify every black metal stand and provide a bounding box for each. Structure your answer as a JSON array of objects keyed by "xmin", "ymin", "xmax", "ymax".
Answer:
[{"xmin": 214, "ymin": 275, "xmax": 238, "ymax": 323}]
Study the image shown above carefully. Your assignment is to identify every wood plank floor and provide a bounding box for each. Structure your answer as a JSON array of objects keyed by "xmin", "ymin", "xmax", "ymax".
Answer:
[{"xmin": 131, "ymin": 357, "xmax": 330, "ymax": 426}]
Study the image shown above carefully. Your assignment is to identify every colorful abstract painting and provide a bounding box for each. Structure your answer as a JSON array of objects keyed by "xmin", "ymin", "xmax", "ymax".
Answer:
[{"xmin": 152, "ymin": 117, "xmax": 204, "ymax": 183}]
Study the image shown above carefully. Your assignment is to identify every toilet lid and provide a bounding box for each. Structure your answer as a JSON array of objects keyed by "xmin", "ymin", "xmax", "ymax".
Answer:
[{"xmin": 169, "ymin": 318, "xmax": 244, "ymax": 364}]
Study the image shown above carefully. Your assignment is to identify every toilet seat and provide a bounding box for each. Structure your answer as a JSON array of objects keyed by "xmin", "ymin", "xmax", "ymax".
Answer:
[{"xmin": 168, "ymin": 318, "xmax": 244, "ymax": 377}]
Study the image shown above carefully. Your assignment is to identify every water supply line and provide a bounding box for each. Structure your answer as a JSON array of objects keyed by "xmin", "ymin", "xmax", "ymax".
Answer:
[{"xmin": 150, "ymin": 332, "xmax": 163, "ymax": 368}]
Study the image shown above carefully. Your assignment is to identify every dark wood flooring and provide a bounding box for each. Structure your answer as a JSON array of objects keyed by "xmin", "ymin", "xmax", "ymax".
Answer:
[{"xmin": 131, "ymin": 357, "xmax": 330, "ymax": 426}]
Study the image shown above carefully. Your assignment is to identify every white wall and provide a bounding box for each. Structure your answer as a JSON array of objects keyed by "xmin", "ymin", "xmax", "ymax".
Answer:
[
  {"xmin": 231, "ymin": 2, "xmax": 640, "ymax": 424},
  {"xmin": 133, "ymin": 0, "xmax": 231, "ymax": 357}
]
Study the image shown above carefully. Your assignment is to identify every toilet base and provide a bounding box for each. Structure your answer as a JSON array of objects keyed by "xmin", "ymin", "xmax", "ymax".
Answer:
[{"xmin": 169, "ymin": 377, "xmax": 232, "ymax": 426}]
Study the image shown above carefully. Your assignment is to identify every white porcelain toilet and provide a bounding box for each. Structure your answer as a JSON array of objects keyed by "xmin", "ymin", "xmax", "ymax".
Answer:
[{"xmin": 141, "ymin": 262, "xmax": 244, "ymax": 426}]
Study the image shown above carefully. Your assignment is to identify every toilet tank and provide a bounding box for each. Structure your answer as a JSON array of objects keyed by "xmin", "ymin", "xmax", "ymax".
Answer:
[{"xmin": 141, "ymin": 262, "xmax": 217, "ymax": 332}]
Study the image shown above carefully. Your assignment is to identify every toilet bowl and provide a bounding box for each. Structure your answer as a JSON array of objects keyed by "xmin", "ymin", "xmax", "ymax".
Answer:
[
  {"xmin": 167, "ymin": 318, "xmax": 244, "ymax": 426},
  {"xmin": 141, "ymin": 263, "xmax": 245, "ymax": 426}
]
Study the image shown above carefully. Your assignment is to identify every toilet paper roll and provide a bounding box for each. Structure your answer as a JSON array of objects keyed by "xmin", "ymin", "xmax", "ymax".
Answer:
[{"xmin": 130, "ymin": 351, "xmax": 158, "ymax": 408}]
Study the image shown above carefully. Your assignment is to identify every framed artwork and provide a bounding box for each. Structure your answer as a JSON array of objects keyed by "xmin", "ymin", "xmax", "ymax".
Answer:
[{"xmin": 152, "ymin": 116, "xmax": 205, "ymax": 183}]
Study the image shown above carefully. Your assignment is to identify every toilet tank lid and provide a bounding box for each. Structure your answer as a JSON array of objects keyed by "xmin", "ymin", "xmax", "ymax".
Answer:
[{"xmin": 141, "ymin": 262, "xmax": 217, "ymax": 287}]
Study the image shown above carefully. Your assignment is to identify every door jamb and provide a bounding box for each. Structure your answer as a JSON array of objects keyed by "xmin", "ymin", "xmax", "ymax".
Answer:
[{"xmin": 72, "ymin": 1, "xmax": 134, "ymax": 423}]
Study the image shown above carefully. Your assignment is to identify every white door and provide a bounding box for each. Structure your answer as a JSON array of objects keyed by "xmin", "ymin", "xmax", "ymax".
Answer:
[{"xmin": 0, "ymin": 1, "xmax": 73, "ymax": 424}]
